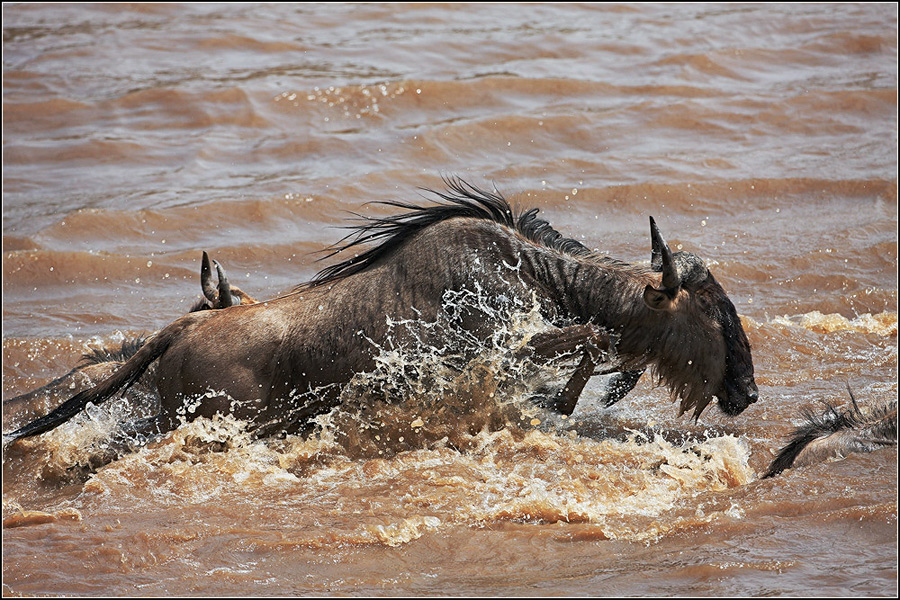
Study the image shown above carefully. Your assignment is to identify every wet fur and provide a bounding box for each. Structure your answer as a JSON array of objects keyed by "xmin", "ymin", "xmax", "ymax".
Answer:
[
  {"xmin": 765, "ymin": 389, "xmax": 898, "ymax": 478},
  {"xmin": 3, "ymin": 256, "xmax": 256, "ymax": 432},
  {"xmin": 5, "ymin": 177, "xmax": 757, "ymax": 444},
  {"xmin": 311, "ymin": 177, "xmax": 754, "ymax": 418}
]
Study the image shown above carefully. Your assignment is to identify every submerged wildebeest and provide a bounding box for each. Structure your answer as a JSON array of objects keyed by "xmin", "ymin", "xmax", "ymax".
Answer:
[
  {"xmin": 764, "ymin": 387, "xmax": 897, "ymax": 478},
  {"xmin": 4, "ymin": 178, "xmax": 758, "ymax": 447},
  {"xmin": 3, "ymin": 252, "xmax": 257, "ymax": 425},
  {"xmin": 193, "ymin": 250, "xmax": 259, "ymax": 311}
]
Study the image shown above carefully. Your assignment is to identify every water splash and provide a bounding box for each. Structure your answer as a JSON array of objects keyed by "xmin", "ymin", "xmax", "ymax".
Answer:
[
  {"xmin": 773, "ymin": 310, "xmax": 897, "ymax": 336},
  {"xmin": 8, "ymin": 285, "xmax": 756, "ymax": 544}
]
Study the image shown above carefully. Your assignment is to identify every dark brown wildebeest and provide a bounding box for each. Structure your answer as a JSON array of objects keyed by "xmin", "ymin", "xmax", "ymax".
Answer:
[
  {"xmin": 3, "ymin": 252, "xmax": 257, "ymax": 425},
  {"xmin": 764, "ymin": 388, "xmax": 897, "ymax": 478},
  {"xmin": 4, "ymin": 178, "xmax": 758, "ymax": 446}
]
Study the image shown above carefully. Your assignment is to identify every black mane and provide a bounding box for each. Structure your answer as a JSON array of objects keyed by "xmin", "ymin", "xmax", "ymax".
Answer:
[
  {"xmin": 79, "ymin": 337, "xmax": 148, "ymax": 366},
  {"xmin": 307, "ymin": 176, "xmax": 592, "ymax": 288},
  {"xmin": 764, "ymin": 389, "xmax": 898, "ymax": 478}
]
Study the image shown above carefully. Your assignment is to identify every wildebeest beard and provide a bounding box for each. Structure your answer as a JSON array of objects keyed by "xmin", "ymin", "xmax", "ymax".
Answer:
[{"xmin": 580, "ymin": 253, "xmax": 754, "ymax": 421}]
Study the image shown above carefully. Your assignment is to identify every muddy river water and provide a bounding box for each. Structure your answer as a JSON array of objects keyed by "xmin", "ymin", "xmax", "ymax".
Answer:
[{"xmin": 2, "ymin": 3, "xmax": 897, "ymax": 596}]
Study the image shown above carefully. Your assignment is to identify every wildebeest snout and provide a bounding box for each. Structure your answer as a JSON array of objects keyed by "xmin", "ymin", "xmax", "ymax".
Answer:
[
  {"xmin": 744, "ymin": 378, "xmax": 759, "ymax": 404},
  {"xmin": 718, "ymin": 375, "xmax": 759, "ymax": 416}
]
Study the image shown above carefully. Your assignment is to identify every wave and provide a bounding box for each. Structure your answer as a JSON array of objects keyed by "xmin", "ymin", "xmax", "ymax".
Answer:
[{"xmin": 771, "ymin": 310, "xmax": 897, "ymax": 337}]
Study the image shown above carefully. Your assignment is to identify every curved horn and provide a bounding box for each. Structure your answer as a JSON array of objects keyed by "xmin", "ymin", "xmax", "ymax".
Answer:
[
  {"xmin": 200, "ymin": 251, "xmax": 218, "ymax": 303},
  {"xmin": 213, "ymin": 260, "xmax": 236, "ymax": 308},
  {"xmin": 649, "ymin": 216, "xmax": 681, "ymax": 291}
]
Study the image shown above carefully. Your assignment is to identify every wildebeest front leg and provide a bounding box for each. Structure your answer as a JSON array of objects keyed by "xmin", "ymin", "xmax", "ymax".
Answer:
[
  {"xmin": 523, "ymin": 323, "xmax": 610, "ymax": 416},
  {"xmin": 526, "ymin": 323, "xmax": 609, "ymax": 361},
  {"xmin": 597, "ymin": 368, "xmax": 645, "ymax": 407},
  {"xmin": 548, "ymin": 350, "xmax": 600, "ymax": 415}
]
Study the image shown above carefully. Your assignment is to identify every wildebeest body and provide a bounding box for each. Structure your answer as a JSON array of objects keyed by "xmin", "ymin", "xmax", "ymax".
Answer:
[
  {"xmin": 3, "ymin": 252, "xmax": 256, "ymax": 431},
  {"xmin": 5, "ymin": 179, "xmax": 759, "ymax": 444},
  {"xmin": 155, "ymin": 218, "xmax": 598, "ymax": 432}
]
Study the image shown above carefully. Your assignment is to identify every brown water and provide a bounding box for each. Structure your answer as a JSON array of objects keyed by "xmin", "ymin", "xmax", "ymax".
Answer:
[{"xmin": 2, "ymin": 3, "xmax": 897, "ymax": 596}]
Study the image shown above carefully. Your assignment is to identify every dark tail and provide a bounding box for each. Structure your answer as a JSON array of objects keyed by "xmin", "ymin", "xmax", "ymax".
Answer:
[
  {"xmin": 3, "ymin": 338, "xmax": 148, "ymax": 412},
  {"xmin": 3, "ymin": 320, "xmax": 192, "ymax": 444},
  {"xmin": 764, "ymin": 388, "xmax": 898, "ymax": 478}
]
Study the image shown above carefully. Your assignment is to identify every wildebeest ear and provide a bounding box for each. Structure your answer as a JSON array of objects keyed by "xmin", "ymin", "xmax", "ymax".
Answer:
[
  {"xmin": 213, "ymin": 259, "xmax": 236, "ymax": 308},
  {"xmin": 643, "ymin": 284, "xmax": 676, "ymax": 311}
]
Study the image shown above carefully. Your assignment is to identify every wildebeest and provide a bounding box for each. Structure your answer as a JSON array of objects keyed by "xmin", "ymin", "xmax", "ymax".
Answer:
[
  {"xmin": 3, "ymin": 252, "xmax": 257, "ymax": 425},
  {"xmin": 764, "ymin": 388, "xmax": 897, "ymax": 478},
  {"xmin": 4, "ymin": 177, "xmax": 758, "ymax": 446}
]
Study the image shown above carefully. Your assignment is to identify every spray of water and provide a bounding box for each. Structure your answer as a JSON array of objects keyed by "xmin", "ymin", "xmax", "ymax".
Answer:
[{"xmin": 9, "ymin": 285, "xmax": 755, "ymax": 544}]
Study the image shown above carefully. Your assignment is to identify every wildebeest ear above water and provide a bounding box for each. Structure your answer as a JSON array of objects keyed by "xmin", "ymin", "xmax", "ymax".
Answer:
[
  {"xmin": 200, "ymin": 251, "xmax": 237, "ymax": 308},
  {"xmin": 213, "ymin": 260, "xmax": 236, "ymax": 307}
]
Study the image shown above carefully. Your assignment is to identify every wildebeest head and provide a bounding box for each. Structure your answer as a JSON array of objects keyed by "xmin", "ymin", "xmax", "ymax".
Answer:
[{"xmin": 641, "ymin": 217, "xmax": 758, "ymax": 418}]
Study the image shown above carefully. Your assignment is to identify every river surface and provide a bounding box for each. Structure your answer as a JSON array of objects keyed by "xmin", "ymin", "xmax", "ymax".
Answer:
[{"xmin": 2, "ymin": 3, "xmax": 897, "ymax": 596}]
